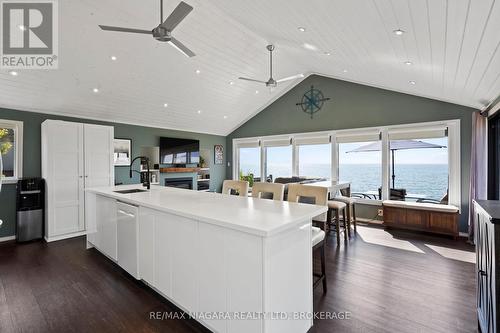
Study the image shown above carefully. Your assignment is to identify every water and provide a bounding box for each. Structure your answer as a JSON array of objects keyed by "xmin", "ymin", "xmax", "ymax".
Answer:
[{"xmin": 240, "ymin": 163, "xmax": 449, "ymax": 201}]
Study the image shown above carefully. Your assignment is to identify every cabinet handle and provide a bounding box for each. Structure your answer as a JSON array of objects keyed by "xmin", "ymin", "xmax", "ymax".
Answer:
[
  {"xmin": 118, "ymin": 209, "xmax": 135, "ymax": 218},
  {"xmin": 479, "ymin": 270, "xmax": 487, "ymax": 276}
]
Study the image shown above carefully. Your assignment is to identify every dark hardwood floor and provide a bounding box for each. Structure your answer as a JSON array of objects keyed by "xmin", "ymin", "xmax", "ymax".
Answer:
[{"xmin": 0, "ymin": 225, "xmax": 476, "ymax": 333}]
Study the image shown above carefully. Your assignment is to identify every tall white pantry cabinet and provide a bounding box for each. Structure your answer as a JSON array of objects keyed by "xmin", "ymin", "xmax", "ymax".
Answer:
[{"xmin": 42, "ymin": 120, "xmax": 114, "ymax": 242}]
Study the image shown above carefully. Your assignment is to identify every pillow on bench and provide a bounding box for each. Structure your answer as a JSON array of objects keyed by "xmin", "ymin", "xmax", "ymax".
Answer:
[{"xmin": 383, "ymin": 200, "xmax": 458, "ymax": 213}]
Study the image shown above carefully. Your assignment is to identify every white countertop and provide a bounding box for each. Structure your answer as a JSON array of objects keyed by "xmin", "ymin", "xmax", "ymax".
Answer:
[{"xmin": 87, "ymin": 185, "xmax": 327, "ymax": 237}]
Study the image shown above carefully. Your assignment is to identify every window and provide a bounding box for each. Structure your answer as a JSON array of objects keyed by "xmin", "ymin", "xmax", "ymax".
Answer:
[
  {"xmin": 233, "ymin": 119, "xmax": 460, "ymax": 208},
  {"xmin": 297, "ymin": 143, "xmax": 331, "ymax": 179},
  {"xmin": 388, "ymin": 134, "xmax": 448, "ymax": 202},
  {"xmin": 0, "ymin": 120, "xmax": 23, "ymax": 184},
  {"xmin": 238, "ymin": 147, "xmax": 261, "ymax": 180},
  {"xmin": 338, "ymin": 140, "xmax": 381, "ymax": 199},
  {"xmin": 265, "ymin": 145, "xmax": 292, "ymax": 182}
]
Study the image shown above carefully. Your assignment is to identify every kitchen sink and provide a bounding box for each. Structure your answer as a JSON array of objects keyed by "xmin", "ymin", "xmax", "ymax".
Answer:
[{"xmin": 113, "ymin": 189, "xmax": 148, "ymax": 194}]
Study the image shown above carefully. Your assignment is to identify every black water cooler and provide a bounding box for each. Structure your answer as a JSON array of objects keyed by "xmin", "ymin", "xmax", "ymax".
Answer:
[{"xmin": 16, "ymin": 178, "xmax": 44, "ymax": 242}]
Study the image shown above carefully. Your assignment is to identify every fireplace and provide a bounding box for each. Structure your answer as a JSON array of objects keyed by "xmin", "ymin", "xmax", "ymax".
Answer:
[{"xmin": 165, "ymin": 177, "xmax": 193, "ymax": 190}]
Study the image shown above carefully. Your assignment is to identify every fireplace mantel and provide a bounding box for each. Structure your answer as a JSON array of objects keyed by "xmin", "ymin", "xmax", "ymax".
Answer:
[{"xmin": 160, "ymin": 167, "xmax": 209, "ymax": 173}]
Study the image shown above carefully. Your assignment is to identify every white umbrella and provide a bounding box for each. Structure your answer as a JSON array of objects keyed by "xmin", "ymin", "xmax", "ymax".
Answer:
[{"xmin": 347, "ymin": 139, "xmax": 446, "ymax": 188}]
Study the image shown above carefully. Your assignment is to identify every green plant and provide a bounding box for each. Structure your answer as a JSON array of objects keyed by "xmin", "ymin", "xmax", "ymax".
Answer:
[
  {"xmin": 0, "ymin": 128, "xmax": 13, "ymax": 155},
  {"xmin": 239, "ymin": 170, "xmax": 254, "ymax": 187}
]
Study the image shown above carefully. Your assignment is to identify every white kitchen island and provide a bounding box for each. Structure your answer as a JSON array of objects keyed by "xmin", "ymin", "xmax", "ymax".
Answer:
[{"xmin": 85, "ymin": 185, "xmax": 327, "ymax": 333}]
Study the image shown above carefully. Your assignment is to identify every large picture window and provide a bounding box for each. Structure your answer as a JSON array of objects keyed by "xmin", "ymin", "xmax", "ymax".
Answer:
[
  {"xmin": 238, "ymin": 146, "xmax": 261, "ymax": 180},
  {"xmin": 265, "ymin": 145, "xmax": 292, "ymax": 182},
  {"xmin": 338, "ymin": 141, "xmax": 381, "ymax": 199},
  {"xmin": 0, "ymin": 120, "xmax": 23, "ymax": 184},
  {"xmin": 297, "ymin": 143, "xmax": 331, "ymax": 180},
  {"xmin": 233, "ymin": 120, "xmax": 460, "ymax": 208}
]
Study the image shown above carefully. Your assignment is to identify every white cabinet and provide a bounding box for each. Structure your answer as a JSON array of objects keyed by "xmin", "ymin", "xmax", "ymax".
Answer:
[
  {"xmin": 138, "ymin": 207, "xmax": 268, "ymax": 333},
  {"xmin": 96, "ymin": 196, "xmax": 117, "ymax": 260},
  {"xmin": 42, "ymin": 120, "xmax": 114, "ymax": 242},
  {"xmin": 138, "ymin": 208, "xmax": 156, "ymax": 285},
  {"xmin": 117, "ymin": 202, "xmax": 139, "ymax": 278}
]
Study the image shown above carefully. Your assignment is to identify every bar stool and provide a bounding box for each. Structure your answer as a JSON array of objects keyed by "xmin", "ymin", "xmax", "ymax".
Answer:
[
  {"xmin": 287, "ymin": 183, "xmax": 328, "ymax": 293},
  {"xmin": 327, "ymin": 200, "xmax": 347, "ymax": 246},
  {"xmin": 332, "ymin": 188, "xmax": 357, "ymax": 237},
  {"xmin": 222, "ymin": 180, "xmax": 249, "ymax": 196},
  {"xmin": 251, "ymin": 182, "xmax": 285, "ymax": 201}
]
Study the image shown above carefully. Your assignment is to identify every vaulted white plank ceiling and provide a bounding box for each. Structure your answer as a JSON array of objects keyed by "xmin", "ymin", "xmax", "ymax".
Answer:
[{"xmin": 0, "ymin": 0, "xmax": 499, "ymax": 135}]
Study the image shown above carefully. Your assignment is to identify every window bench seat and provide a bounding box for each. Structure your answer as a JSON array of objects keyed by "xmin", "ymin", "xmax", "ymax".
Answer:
[{"xmin": 382, "ymin": 200, "xmax": 459, "ymax": 239}]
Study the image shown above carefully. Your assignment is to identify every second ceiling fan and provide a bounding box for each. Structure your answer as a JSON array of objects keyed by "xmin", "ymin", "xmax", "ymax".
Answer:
[
  {"xmin": 99, "ymin": 0, "xmax": 195, "ymax": 57},
  {"xmin": 239, "ymin": 45, "xmax": 304, "ymax": 87}
]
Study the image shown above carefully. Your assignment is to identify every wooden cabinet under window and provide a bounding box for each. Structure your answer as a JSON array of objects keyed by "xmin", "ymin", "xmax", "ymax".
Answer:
[
  {"xmin": 382, "ymin": 201, "xmax": 459, "ymax": 238},
  {"xmin": 473, "ymin": 200, "xmax": 500, "ymax": 333}
]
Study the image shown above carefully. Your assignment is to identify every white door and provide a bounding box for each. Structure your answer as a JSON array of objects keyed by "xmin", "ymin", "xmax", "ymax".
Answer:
[
  {"xmin": 45, "ymin": 121, "xmax": 85, "ymax": 236},
  {"xmin": 84, "ymin": 124, "xmax": 114, "ymax": 189}
]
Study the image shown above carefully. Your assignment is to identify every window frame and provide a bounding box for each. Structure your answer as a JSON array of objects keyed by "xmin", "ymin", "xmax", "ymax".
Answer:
[
  {"xmin": 233, "ymin": 119, "xmax": 461, "ymax": 210},
  {"xmin": 0, "ymin": 119, "xmax": 23, "ymax": 184}
]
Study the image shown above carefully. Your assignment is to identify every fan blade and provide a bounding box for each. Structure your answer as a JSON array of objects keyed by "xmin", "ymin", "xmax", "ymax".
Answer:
[
  {"xmin": 276, "ymin": 74, "xmax": 305, "ymax": 83},
  {"xmin": 99, "ymin": 25, "xmax": 152, "ymax": 35},
  {"xmin": 169, "ymin": 37, "xmax": 196, "ymax": 57},
  {"xmin": 161, "ymin": 1, "xmax": 193, "ymax": 31},
  {"xmin": 238, "ymin": 77, "xmax": 267, "ymax": 84}
]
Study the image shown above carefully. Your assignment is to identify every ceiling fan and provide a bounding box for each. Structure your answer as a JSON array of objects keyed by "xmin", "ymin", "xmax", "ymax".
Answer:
[
  {"xmin": 239, "ymin": 45, "xmax": 304, "ymax": 87},
  {"xmin": 99, "ymin": 0, "xmax": 195, "ymax": 57}
]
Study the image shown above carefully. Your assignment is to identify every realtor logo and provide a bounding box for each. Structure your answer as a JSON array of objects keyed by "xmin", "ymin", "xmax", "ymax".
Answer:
[{"xmin": 1, "ymin": 0, "xmax": 58, "ymax": 69}]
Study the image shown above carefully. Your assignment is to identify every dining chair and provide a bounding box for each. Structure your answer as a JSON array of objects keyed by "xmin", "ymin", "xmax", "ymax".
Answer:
[
  {"xmin": 332, "ymin": 187, "xmax": 357, "ymax": 237},
  {"xmin": 251, "ymin": 182, "xmax": 285, "ymax": 201},
  {"xmin": 287, "ymin": 183, "xmax": 328, "ymax": 293},
  {"xmin": 221, "ymin": 180, "xmax": 249, "ymax": 197}
]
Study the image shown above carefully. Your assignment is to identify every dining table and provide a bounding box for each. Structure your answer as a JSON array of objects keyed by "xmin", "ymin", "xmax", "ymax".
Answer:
[{"xmin": 305, "ymin": 180, "xmax": 351, "ymax": 198}]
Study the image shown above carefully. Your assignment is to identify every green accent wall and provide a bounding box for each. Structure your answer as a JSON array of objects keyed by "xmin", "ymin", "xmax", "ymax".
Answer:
[
  {"xmin": 226, "ymin": 74, "xmax": 478, "ymax": 232},
  {"xmin": 0, "ymin": 107, "xmax": 226, "ymax": 238}
]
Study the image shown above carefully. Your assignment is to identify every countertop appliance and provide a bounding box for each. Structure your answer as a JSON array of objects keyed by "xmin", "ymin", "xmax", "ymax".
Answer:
[{"xmin": 16, "ymin": 178, "xmax": 44, "ymax": 242}]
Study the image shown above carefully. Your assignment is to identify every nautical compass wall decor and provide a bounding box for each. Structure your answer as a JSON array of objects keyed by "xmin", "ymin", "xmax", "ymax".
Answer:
[{"xmin": 296, "ymin": 85, "xmax": 330, "ymax": 118}]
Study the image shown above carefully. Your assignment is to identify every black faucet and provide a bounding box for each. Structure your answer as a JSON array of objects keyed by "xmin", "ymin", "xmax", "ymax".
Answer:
[{"xmin": 129, "ymin": 156, "xmax": 151, "ymax": 190}]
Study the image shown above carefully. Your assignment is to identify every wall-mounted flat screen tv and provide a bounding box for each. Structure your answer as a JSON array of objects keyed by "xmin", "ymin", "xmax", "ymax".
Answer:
[{"xmin": 160, "ymin": 137, "xmax": 200, "ymax": 165}]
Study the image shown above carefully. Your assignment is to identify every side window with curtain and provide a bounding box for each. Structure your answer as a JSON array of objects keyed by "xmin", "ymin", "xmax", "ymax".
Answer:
[{"xmin": 0, "ymin": 120, "xmax": 23, "ymax": 183}]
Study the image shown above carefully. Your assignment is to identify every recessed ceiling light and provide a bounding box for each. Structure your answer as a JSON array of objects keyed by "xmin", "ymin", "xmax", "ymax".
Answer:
[
  {"xmin": 229, "ymin": 81, "xmax": 234, "ymax": 85},
  {"xmin": 93, "ymin": 88, "xmax": 99, "ymax": 93},
  {"xmin": 255, "ymin": 90, "xmax": 259, "ymax": 94},
  {"xmin": 18, "ymin": 25, "xmax": 27, "ymax": 31},
  {"xmin": 324, "ymin": 52, "xmax": 331, "ymax": 56},
  {"xmin": 393, "ymin": 29, "xmax": 405, "ymax": 36},
  {"xmin": 195, "ymin": 69, "xmax": 201, "ymax": 74},
  {"xmin": 409, "ymin": 80, "xmax": 416, "ymax": 85},
  {"xmin": 302, "ymin": 43, "xmax": 318, "ymax": 51},
  {"xmin": 298, "ymin": 27, "xmax": 306, "ymax": 32},
  {"xmin": 163, "ymin": 103, "xmax": 168, "ymax": 108},
  {"xmin": 111, "ymin": 56, "xmax": 117, "ymax": 61},
  {"xmin": 223, "ymin": 115, "xmax": 228, "ymax": 119},
  {"xmin": 342, "ymin": 69, "xmax": 348, "ymax": 73},
  {"xmin": 197, "ymin": 110, "xmax": 202, "ymax": 114},
  {"xmin": 404, "ymin": 61, "xmax": 412, "ymax": 65},
  {"xmin": 8, "ymin": 70, "xmax": 18, "ymax": 76}
]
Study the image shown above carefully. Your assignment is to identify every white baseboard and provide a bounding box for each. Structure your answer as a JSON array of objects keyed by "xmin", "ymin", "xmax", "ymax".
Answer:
[
  {"xmin": 0, "ymin": 235, "xmax": 15, "ymax": 243},
  {"xmin": 44, "ymin": 230, "xmax": 87, "ymax": 243}
]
